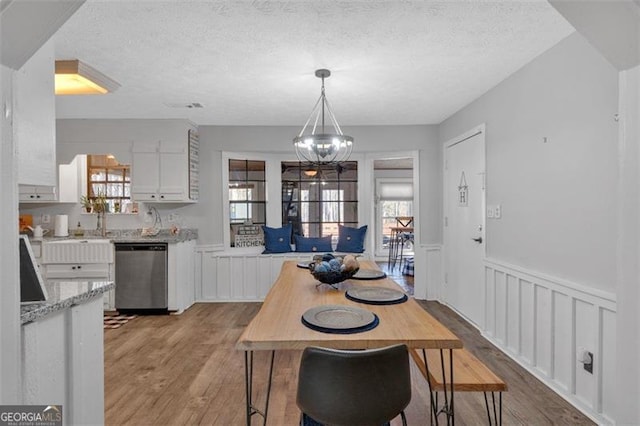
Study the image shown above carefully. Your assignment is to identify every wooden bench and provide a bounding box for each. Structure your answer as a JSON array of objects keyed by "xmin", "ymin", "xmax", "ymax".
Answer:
[{"xmin": 410, "ymin": 348, "xmax": 507, "ymax": 425}]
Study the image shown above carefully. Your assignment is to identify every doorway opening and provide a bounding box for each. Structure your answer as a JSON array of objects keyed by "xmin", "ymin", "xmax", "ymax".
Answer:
[{"xmin": 373, "ymin": 158, "xmax": 415, "ymax": 280}]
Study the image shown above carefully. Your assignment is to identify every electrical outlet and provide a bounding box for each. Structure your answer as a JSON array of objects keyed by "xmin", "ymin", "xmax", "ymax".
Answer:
[
  {"xmin": 41, "ymin": 214, "xmax": 50, "ymax": 224},
  {"xmin": 494, "ymin": 205, "xmax": 501, "ymax": 219},
  {"xmin": 584, "ymin": 351, "xmax": 593, "ymax": 374},
  {"xmin": 577, "ymin": 348, "xmax": 594, "ymax": 374}
]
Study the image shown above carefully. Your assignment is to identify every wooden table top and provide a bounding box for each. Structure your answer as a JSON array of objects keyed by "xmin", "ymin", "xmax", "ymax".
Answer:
[{"xmin": 236, "ymin": 260, "xmax": 462, "ymax": 351}]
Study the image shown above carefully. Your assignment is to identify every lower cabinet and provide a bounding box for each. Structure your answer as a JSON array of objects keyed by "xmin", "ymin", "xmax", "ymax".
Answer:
[
  {"xmin": 40, "ymin": 241, "xmax": 115, "ymax": 310},
  {"xmin": 22, "ymin": 297, "xmax": 104, "ymax": 425},
  {"xmin": 168, "ymin": 239, "xmax": 196, "ymax": 313}
]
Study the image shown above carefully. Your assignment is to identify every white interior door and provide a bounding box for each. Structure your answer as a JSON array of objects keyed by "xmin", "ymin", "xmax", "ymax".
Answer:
[{"xmin": 444, "ymin": 127, "xmax": 485, "ymax": 327}]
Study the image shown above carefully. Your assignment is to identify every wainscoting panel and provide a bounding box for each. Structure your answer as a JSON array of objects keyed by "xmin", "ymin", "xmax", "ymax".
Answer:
[
  {"xmin": 195, "ymin": 248, "xmax": 373, "ymax": 302},
  {"xmin": 484, "ymin": 258, "xmax": 616, "ymax": 424},
  {"xmin": 413, "ymin": 244, "xmax": 443, "ymax": 300}
]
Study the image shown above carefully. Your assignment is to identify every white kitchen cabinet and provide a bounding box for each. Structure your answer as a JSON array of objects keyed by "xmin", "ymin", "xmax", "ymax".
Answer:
[
  {"xmin": 22, "ymin": 296, "xmax": 105, "ymax": 425},
  {"xmin": 14, "ymin": 38, "xmax": 56, "ymax": 187},
  {"xmin": 44, "ymin": 263, "xmax": 110, "ymax": 279},
  {"xmin": 131, "ymin": 136, "xmax": 197, "ymax": 202},
  {"xmin": 19, "ymin": 184, "xmax": 57, "ymax": 202},
  {"xmin": 168, "ymin": 239, "xmax": 196, "ymax": 313},
  {"xmin": 40, "ymin": 240, "xmax": 115, "ymax": 309}
]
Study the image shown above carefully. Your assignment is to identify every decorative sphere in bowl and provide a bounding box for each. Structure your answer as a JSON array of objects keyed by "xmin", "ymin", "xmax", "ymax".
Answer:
[{"xmin": 309, "ymin": 254, "xmax": 360, "ymax": 285}]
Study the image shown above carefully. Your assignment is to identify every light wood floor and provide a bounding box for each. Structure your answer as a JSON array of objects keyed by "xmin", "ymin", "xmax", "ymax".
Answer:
[{"xmin": 104, "ymin": 301, "xmax": 594, "ymax": 425}]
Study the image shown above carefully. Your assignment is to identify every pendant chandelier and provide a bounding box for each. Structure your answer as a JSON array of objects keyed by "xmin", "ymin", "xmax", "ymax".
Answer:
[{"xmin": 293, "ymin": 69, "xmax": 353, "ymax": 165}]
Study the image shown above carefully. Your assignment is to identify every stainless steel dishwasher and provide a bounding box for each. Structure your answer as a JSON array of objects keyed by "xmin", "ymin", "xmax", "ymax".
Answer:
[{"xmin": 115, "ymin": 242, "xmax": 168, "ymax": 313}]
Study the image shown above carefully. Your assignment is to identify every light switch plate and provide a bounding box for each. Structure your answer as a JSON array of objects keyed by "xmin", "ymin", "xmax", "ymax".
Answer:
[{"xmin": 487, "ymin": 206, "xmax": 494, "ymax": 218}]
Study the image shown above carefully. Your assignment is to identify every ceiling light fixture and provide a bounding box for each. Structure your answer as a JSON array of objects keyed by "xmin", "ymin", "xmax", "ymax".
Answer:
[
  {"xmin": 55, "ymin": 60, "xmax": 120, "ymax": 95},
  {"xmin": 293, "ymin": 69, "xmax": 353, "ymax": 165}
]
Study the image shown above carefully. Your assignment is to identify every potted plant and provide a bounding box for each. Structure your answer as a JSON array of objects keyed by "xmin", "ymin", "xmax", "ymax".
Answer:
[
  {"xmin": 93, "ymin": 191, "xmax": 108, "ymax": 214},
  {"xmin": 80, "ymin": 195, "xmax": 93, "ymax": 213}
]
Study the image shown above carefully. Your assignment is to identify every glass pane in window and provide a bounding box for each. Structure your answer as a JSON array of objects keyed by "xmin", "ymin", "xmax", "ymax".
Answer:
[
  {"xmin": 229, "ymin": 160, "xmax": 247, "ymax": 181},
  {"xmin": 339, "ymin": 182, "xmax": 358, "ymax": 201},
  {"xmin": 124, "ymin": 185, "xmax": 131, "ymax": 198},
  {"xmin": 251, "ymin": 204, "xmax": 266, "ymax": 224},
  {"xmin": 300, "ymin": 182, "xmax": 319, "ymax": 201},
  {"xmin": 338, "ymin": 162, "xmax": 358, "ymax": 180},
  {"xmin": 342, "ymin": 202, "xmax": 358, "ymax": 223},
  {"xmin": 90, "ymin": 183, "xmax": 106, "ymax": 197},
  {"xmin": 248, "ymin": 181, "xmax": 265, "ymax": 200},
  {"xmin": 229, "ymin": 186, "xmax": 249, "ymax": 201},
  {"xmin": 247, "ymin": 161, "xmax": 265, "ymax": 180},
  {"xmin": 108, "ymin": 169, "xmax": 125, "ymax": 182},
  {"xmin": 322, "ymin": 222, "xmax": 340, "ymax": 239},
  {"xmin": 91, "ymin": 169, "xmax": 107, "ymax": 181},
  {"xmin": 230, "ymin": 202, "xmax": 249, "ymax": 222},
  {"xmin": 322, "ymin": 202, "xmax": 342, "ymax": 222},
  {"xmin": 106, "ymin": 184, "xmax": 123, "ymax": 198}
]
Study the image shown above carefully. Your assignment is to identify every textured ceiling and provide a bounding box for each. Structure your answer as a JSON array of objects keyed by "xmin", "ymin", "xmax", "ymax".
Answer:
[{"xmin": 53, "ymin": 0, "xmax": 574, "ymax": 126}]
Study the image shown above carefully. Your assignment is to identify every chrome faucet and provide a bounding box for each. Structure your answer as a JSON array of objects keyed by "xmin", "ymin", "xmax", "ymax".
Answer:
[
  {"xmin": 96, "ymin": 210, "xmax": 107, "ymax": 237},
  {"xmin": 101, "ymin": 210, "xmax": 107, "ymax": 237}
]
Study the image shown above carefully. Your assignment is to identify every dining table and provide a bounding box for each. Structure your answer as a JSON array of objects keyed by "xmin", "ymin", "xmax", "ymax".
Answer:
[{"xmin": 236, "ymin": 259, "xmax": 462, "ymax": 425}]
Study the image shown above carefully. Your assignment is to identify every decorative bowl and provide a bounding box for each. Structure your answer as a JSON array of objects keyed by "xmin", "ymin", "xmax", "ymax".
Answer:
[
  {"xmin": 309, "ymin": 266, "xmax": 359, "ymax": 285},
  {"xmin": 308, "ymin": 254, "xmax": 360, "ymax": 285}
]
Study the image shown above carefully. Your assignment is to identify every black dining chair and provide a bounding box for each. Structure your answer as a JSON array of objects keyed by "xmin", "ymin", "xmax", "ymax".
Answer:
[{"xmin": 296, "ymin": 344, "xmax": 412, "ymax": 426}]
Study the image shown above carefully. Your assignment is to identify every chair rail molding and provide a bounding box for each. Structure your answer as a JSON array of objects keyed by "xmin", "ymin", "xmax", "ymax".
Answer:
[{"xmin": 483, "ymin": 257, "xmax": 616, "ymax": 425}]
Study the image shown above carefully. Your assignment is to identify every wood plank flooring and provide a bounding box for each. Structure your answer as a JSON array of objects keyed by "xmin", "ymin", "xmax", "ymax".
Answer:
[{"xmin": 104, "ymin": 301, "xmax": 594, "ymax": 425}]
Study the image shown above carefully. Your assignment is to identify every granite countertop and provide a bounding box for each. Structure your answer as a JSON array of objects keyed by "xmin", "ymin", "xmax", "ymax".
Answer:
[
  {"xmin": 34, "ymin": 228, "xmax": 198, "ymax": 244},
  {"xmin": 21, "ymin": 280, "xmax": 114, "ymax": 325}
]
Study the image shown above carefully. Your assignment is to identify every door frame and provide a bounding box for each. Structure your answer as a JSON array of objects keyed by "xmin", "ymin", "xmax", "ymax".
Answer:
[
  {"xmin": 363, "ymin": 151, "xmax": 419, "ymax": 260},
  {"xmin": 443, "ymin": 124, "xmax": 486, "ymax": 315}
]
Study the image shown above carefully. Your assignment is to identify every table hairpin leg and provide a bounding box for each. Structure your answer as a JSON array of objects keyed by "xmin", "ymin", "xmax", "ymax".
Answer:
[
  {"xmin": 422, "ymin": 349, "xmax": 455, "ymax": 426},
  {"xmin": 421, "ymin": 349, "xmax": 439, "ymax": 425},
  {"xmin": 244, "ymin": 350, "xmax": 275, "ymax": 426}
]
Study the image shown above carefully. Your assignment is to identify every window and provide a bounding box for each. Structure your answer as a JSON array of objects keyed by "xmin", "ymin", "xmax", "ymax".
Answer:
[
  {"xmin": 282, "ymin": 161, "xmax": 358, "ymax": 242},
  {"xmin": 376, "ymin": 179, "xmax": 413, "ymax": 251},
  {"xmin": 87, "ymin": 155, "xmax": 131, "ymax": 213},
  {"xmin": 229, "ymin": 159, "xmax": 266, "ymax": 248}
]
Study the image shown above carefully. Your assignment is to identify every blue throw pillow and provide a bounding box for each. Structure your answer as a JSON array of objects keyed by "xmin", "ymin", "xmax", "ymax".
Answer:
[
  {"xmin": 335, "ymin": 225, "xmax": 367, "ymax": 253},
  {"xmin": 261, "ymin": 224, "xmax": 292, "ymax": 254},
  {"xmin": 294, "ymin": 235, "xmax": 333, "ymax": 253}
]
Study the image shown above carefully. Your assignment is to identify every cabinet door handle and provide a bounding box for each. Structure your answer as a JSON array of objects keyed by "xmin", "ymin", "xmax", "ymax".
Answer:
[
  {"xmin": 77, "ymin": 265, "xmax": 82, "ymax": 269},
  {"xmin": 72, "ymin": 266, "xmax": 76, "ymax": 270},
  {"xmin": 160, "ymin": 195, "xmax": 165, "ymax": 199}
]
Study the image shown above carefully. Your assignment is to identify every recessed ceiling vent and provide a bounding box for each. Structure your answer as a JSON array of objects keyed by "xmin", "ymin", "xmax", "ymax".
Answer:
[{"xmin": 164, "ymin": 102, "xmax": 204, "ymax": 109}]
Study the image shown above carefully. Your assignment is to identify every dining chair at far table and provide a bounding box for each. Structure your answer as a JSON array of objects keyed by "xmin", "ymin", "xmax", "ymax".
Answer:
[{"xmin": 296, "ymin": 344, "xmax": 411, "ymax": 426}]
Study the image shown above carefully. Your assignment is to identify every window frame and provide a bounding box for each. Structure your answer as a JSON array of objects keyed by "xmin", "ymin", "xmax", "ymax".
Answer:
[
  {"xmin": 86, "ymin": 154, "xmax": 131, "ymax": 213},
  {"xmin": 281, "ymin": 161, "xmax": 359, "ymax": 243},
  {"xmin": 222, "ymin": 152, "xmax": 365, "ymax": 254}
]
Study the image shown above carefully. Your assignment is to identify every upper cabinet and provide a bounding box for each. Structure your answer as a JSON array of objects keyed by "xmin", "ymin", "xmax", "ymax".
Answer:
[
  {"xmin": 131, "ymin": 128, "xmax": 199, "ymax": 203},
  {"xmin": 13, "ymin": 38, "xmax": 56, "ymax": 187}
]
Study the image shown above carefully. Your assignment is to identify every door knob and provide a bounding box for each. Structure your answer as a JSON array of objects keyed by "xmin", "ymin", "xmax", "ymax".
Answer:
[{"xmin": 472, "ymin": 237, "xmax": 483, "ymax": 244}]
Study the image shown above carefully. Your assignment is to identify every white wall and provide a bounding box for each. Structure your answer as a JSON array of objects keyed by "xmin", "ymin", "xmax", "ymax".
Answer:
[
  {"xmin": 439, "ymin": 33, "xmax": 619, "ymax": 293},
  {"xmin": 198, "ymin": 125, "xmax": 441, "ymax": 245},
  {"xmin": 43, "ymin": 122, "xmax": 440, "ymax": 246},
  {"xmin": 438, "ymin": 32, "xmax": 620, "ymax": 423},
  {"xmin": 0, "ymin": 63, "xmax": 21, "ymax": 403},
  {"xmin": 615, "ymin": 65, "xmax": 640, "ymax": 425}
]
